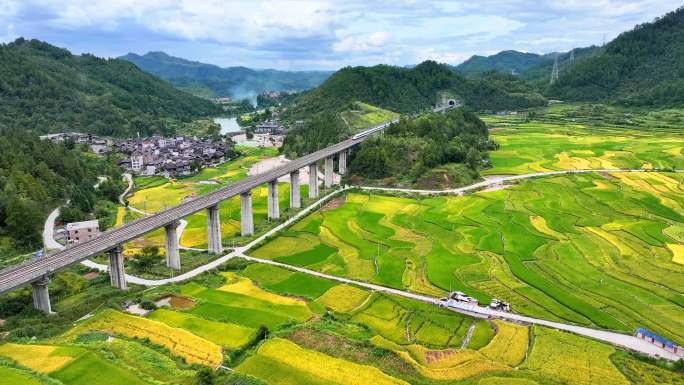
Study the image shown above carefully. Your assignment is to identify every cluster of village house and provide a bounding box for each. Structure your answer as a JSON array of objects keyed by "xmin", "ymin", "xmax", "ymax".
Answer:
[
  {"xmin": 41, "ymin": 132, "xmax": 234, "ymax": 177},
  {"xmin": 115, "ymin": 135, "xmax": 233, "ymax": 177},
  {"xmin": 40, "ymin": 132, "xmax": 111, "ymax": 154}
]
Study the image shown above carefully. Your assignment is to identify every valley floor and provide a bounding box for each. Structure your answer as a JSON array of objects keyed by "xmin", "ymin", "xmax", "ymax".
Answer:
[{"xmin": 1, "ymin": 104, "xmax": 684, "ymax": 385}]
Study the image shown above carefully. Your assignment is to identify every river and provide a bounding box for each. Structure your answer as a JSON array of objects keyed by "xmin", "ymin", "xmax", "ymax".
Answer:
[{"xmin": 213, "ymin": 117, "xmax": 242, "ymax": 135}]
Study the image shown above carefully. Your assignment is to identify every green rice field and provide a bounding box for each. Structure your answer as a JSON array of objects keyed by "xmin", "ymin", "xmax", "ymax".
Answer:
[
  {"xmin": 251, "ymin": 171, "xmax": 684, "ymax": 342},
  {"xmin": 482, "ymin": 107, "xmax": 684, "ymax": 175}
]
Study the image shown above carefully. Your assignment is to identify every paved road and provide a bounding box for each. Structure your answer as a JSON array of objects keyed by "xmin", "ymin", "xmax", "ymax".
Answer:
[
  {"xmin": 361, "ymin": 168, "xmax": 684, "ymax": 195},
  {"xmin": 43, "ymin": 208, "xmax": 64, "ymax": 251},
  {"xmin": 120, "ymin": 173, "xmax": 134, "ymax": 205},
  {"xmin": 235, "ymin": 251, "xmax": 680, "ymax": 361}
]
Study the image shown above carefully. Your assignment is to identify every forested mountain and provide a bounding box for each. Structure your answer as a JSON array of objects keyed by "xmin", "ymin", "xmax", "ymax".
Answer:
[
  {"xmin": 0, "ymin": 129, "xmax": 124, "ymax": 258},
  {"xmin": 286, "ymin": 60, "xmax": 546, "ymax": 117},
  {"xmin": 0, "ymin": 39, "xmax": 220, "ymax": 137},
  {"xmin": 548, "ymin": 7, "xmax": 684, "ymax": 106},
  {"xmin": 455, "ymin": 50, "xmax": 552, "ymax": 77},
  {"xmin": 454, "ymin": 47, "xmax": 601, "ymax": 83},
  {"xmin": 121, "ymin": 52, "xmax": 332, "ymax": 100}
]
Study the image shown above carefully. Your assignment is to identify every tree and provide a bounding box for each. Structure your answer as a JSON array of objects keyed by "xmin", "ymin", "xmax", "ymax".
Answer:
[
  {"xmin": 5, "ymin": 197, "xmax": 43, "ymax": 247},
  {"xmin": 195, "ymin": 368, "xmax": 215, "ymax": 385},
  {"xmin": 132, "ymin": 246, "xmax": 161, "ymax": 271},
  {"xmin": 466, "ymin": 147, "xmax": 482, "ymax": 169}
]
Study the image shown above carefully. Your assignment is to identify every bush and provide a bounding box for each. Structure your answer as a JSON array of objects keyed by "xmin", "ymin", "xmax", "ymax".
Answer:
[
  {"xmin": 140, "ymin": 300, "xmax": 157, "ymax": 311},
  {"xmin": 195, "ymin": 368, "xmax": 216, "ymax": 385}
]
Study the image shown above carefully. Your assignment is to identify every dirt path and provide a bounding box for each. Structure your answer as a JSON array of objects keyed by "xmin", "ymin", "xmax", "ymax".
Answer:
[{"xmin": 461, "ymin": 322, "xmax": 476, "ymax": 348}]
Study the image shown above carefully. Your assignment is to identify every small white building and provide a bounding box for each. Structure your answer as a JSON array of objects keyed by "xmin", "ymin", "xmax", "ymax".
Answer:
[
  {"xmin": 90, "ymin": 143, "xmax": 109, "ymax": 155},
  {"xmin": 65, "ymin": 220, "xmax": 100, "ymax": 243},
  {"xmin": 131, "ymin": 153, "xmax": 144, "ymax": 173}
]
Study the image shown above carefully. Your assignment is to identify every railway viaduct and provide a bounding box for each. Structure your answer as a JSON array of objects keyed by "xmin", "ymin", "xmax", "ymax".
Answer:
[{"xmin": 0, "ymin": 118, "xmax": 400, "ymax": 313}]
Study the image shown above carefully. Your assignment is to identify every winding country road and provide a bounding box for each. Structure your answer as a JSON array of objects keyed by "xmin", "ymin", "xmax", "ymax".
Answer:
[
  {"xmin": 43, "ymin": 168, "xmax": 684, "ymax": 360},
  {"xmin": 120, "ymin": 174, "xmax": 196, "ymax": 251}
]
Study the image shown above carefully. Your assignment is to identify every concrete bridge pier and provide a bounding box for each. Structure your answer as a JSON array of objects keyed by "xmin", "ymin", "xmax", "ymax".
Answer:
[
  {"xmin": 31, "ymin": 275, "xmax": 52, "ymax": 314},
  {"xmin": 338, "ymin": 150, "xmax": 347, "ymax": 175},
  {"xmin": 108, "ymin": 246, "xmax": 127, "ymax": 290},
  {"xmin": 240, "ymin": 191, "xmax": 254, "ymax": 236},
  {"xmin": 206, "ymin": 205, "xmax": 223, "ymax": 254},
  {"xmin": 267, "ymin": 180, "xmax": 280, "ymax": 220},
  {"xmin": 308, "ymin": 163, "xmax": 318, "ymax": 198},
  {"xmin": 165, "ymin": 221, "xmax": 180, "ymax": 270},
  {"xmin": 290, "ymin": 170, "xmax": 301, "ymax": 209},
  {"xmin": 324, "ymin": 156, "xmax": 334, "ymax": 188}
]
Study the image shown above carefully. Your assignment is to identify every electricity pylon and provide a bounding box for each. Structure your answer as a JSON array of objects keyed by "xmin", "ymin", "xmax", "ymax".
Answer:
[{"xmin": 550, "ymin": 54, "xmax": 560, "ymax": 84}]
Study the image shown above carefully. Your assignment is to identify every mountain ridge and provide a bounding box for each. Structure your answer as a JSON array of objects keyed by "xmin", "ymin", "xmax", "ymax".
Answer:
[{"xmin": 121, "ymin": 51, "xmax": 333, "ymax": 100}]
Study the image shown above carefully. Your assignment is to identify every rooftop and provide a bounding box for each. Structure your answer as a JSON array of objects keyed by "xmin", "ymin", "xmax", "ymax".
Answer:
[{"xmin": 65, "ymin": 220, "xmax": 99, "ymax": 231}]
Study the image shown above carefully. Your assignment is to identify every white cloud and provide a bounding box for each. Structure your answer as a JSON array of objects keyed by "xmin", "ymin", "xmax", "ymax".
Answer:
[
  {"xmin": 2, "ymin": 0, "xmax": 680, "ymax": 69},
  {"xmin": 515, "ymin": 37, "xmax": 576, "ymax": 45},
  {"xmin": 333, "ymin": 31, "xmax": 390, "ymax": 53},
  {"xmin": 414, "ymin": 48, "xmax": 473, "ymax": 64},
  {"xmin": 0, "ymin": 23, "xmax": 16, "ymax": 43}
]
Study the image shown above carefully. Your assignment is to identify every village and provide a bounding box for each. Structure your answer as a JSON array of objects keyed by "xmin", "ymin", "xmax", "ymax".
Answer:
[{"xmin": 42, "ymin": 132, "xmax": 237, "ymax": 177}]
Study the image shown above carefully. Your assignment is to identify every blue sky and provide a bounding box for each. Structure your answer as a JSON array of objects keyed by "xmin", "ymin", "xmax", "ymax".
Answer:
[{"xmin": 0, "ymin": 1, "xmax": 678, "ymax": 70}]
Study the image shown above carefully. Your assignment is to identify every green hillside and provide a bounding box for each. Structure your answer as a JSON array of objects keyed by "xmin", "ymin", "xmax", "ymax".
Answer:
[
  {"xmin": 0, "ymin": 39, "xmax": 220, "ymax": 137},
  {"xmin": 548, "ymin": 7, "xmax": 684, "ymax": 106},
  {"xmin": 287, "ymin": 60, "xmax": 546, "ymax": 117},
  {"xmin": 455, "ymin": 50, "xmax": 552, "ymax": 77}
]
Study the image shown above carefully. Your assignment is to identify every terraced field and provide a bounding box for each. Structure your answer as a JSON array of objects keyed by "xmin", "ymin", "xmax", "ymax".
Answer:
[
  {"xmin": 251, "ymin": 171, "xmax": 684, "ymax": 343},
  {"xmin": 482, "ymin": 115, "xmax": 684, "ymax": 175},
  {"xmin": 339, "ymin": 102, "xmax": 400, "ymax": 132},
  {"xmin": 1, "ymin": 263, "xmax": 681, "ymax": 385}
]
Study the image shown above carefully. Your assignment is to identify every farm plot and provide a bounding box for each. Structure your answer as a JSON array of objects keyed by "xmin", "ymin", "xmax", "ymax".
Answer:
[
  {"xmin": 51, "ymin": 352, "xmax": 151, "ymax": 385},
  {"xmin": 254, "ymin": 171, "xmax": 684, "ymax": 343},
  {"xmin": 0, "ymin": 366, "xmax": 43, "ymax": 385},
  {"xmin": 524, "ymin": 326, "xmax": 629, "ymax": 385},
  {"xmin": 0, "ymin": 343, "xmax": 82, "ymax": 373},
  {"xmin": 68, "ymin": 309, "xmax": 222, "ymax": 367},
  {"xmin": 236, "ymin": 338, "xmax": 409, "ymax": 385},
  {"xmin": 80, "ymin": 337, "xmax": 196, "ymax": 384},
  {"xmin": 148, "ymin": 308, "xmax": 256, "ymax": 349},
  {"xmin": 366, "ymin": 318, "xmax": 528, "ymax": 381},
  {"xmin": 482, "ymin": 116, "xmax": 684, "ymax": 175},
  {"xmin": 350, "ymin": 294, "xmax": 487, "ymax": 348},
  {"xmin": 0, "ymin": 342, "xmax": 152, "ymax": 385},
  {"xmin": 181, "ymin": 274, "xmax": 314, "ymax": 330},
  {"xmin": 241, "ymin": 264, "xmax": 336, "ymax": 299},
  {"xmin": 315, "ymin": 284, "xmax": 370, "ymax": 313}
]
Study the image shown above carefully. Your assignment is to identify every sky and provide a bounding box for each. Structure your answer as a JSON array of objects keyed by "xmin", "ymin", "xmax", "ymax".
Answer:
[{"xmin": 0, "ymin": 0, "xmax": 679, "ymax": 70}]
